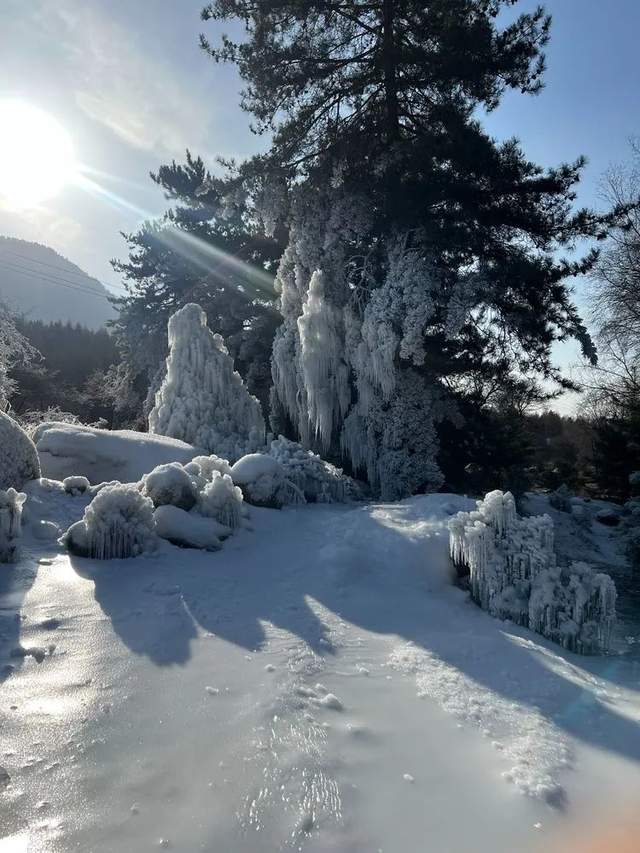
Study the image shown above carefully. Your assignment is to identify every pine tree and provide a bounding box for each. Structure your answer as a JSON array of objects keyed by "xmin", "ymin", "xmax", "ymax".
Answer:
[
  {"xmin": 111, "ymin": 152, "xmax": 285, "ymax": 420},
  {"xmin": 200, "ymin": 1, "xmax": 629, "ymax": 496}
]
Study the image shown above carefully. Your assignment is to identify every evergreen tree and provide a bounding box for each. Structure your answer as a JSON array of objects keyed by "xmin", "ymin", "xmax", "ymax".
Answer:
[
  {"xmin": 111, "ymin": 151, "xmax": 285, "ymax": 420},
  {"xmin": 201, "ymin": 0, "xmax": 628, "ymax": 497}
]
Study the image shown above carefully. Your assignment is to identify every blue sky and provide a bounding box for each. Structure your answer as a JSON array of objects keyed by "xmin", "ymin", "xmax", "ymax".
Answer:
[{"xmin": 1, "ymin": 0, "xmax": 639, "ymax": 407}]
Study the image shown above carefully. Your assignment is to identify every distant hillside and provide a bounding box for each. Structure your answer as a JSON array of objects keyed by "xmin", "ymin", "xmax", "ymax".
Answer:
[{"xmin": 0, "ymin": 236, "xmax": 116, "ymax": 329}]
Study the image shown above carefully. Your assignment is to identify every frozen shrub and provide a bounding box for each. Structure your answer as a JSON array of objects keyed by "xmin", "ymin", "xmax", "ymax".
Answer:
[
  {"xmin": 0, "ymin": 410, "xmax": 41, "ymax": 490},
  {"xmin": 63, "ymin": 475, "xmax": 90, "ymax": 495},
  {"xmin": 449, "ymin": 490, "xmax": 616, "ymax": 654},
  {"xmin": 61, "ymin": 484, "xmax": 156, "ymax": 560},
  {"xmin": 0, "ymin": 488, "xmax": 26, "ymax": 563},
  {"xmin": 230, "ymin": 453, "xmax": 306, "ymax": 508},
  {"xmin": 148, "ymin": 303, "xmax": 265, "ymax": 461},
  {"xmin": 269, "ymin": 436, "xmax": 359, "ymax": 503},
  {"xmin": 139, "ymin": 462, "xmax": 198, "ymax": 511},
  {"xmin": 183, "ymin": 454, "xmax": 233, "ymax": 489},
  {"xmin": 196, "ymin": 472, "xmax": 244, "ymax": 529}
]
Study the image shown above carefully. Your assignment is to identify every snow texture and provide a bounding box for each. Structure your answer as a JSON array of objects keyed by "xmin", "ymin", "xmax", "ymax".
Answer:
[
  {"xmin": 139, "ymin": 463, "xmax": 198, "ymax": 511},
  {"xmin": 0, "ymin": 487, "xmax": 26, "ymax": 562},
  {"xmin": 148, "ymin": 303, "xmax": 265, "ymax": 461},
  {"xmin": 153, "ymin": 505, "xmax": 229, "ymax": 551},
  {"xmin": 231, "ymin": 453, "xmax": 306, "ymax": 508},
  {"xmin": 0, "ymin": 410, "xmax": 41, "ymax": 490},
  {"xmin": 449, "ymin": 490, "xmax": 616, "ymax": 654},
  {"xmin": 61, "ymin": 483, "xmax": 157, "ymax": 560},
  {"xmin": 34, "ymin": 421, "xmax": 203, "ymax": 484}
]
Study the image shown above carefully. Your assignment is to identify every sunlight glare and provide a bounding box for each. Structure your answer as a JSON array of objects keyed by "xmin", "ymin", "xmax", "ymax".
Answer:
[{"xmin": 0, "ymin": 100, "xmax": 77, "ymax": 208}]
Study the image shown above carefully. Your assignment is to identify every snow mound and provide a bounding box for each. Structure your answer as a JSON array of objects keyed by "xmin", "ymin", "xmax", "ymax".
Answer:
[
  {"xmin": 34, "ymin": 422, "xmax": 204, "ymax": 484},
  {"xmin": 0, "ymin": 487, "xmax": 26, "ymax": 562},
  {"xmin": 449, "ymin": 490, "xmax": 616, "ymax": 654},
  {"xmin": 0, "ymin": 410, "xmax": 41, "ymax": 489},
  {"xmin": 61, "ymin": 483, "xmax": 157, "ymax": 560},
  {"xmin": 139, "ymin": 463, "xmax": 198, "ymax": 511},
  {"xmin": 153, "ymin": 505, "xmax": 229, "ymax": 550},
  {"xmin": 184, "ymin": 454, "xmax": 233, "ymax": 484},
  {"xmin": 148, "ymin": 303, "xmax": 265, "ymax": 461}
]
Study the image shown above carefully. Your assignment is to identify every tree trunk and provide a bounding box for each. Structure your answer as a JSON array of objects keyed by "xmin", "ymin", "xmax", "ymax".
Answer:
[{"xmin": 382, "ymin": 0, "xmax": 400, "ymax": 143}]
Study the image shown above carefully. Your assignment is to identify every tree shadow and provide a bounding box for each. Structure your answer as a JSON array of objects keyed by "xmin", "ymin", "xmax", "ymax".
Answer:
[
  {"xmin": 68, "ymin": 499, "xmax": 640, "ymax": 773},
  {"xmin": 0, "ymin": 556, "xmax": 38, "ymax": 683}
]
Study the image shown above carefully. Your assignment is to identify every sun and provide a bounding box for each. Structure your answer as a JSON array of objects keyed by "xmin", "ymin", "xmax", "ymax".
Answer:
[{"xmin": 0, "ymin": 100, "xmax": 77, "ymax": 209}]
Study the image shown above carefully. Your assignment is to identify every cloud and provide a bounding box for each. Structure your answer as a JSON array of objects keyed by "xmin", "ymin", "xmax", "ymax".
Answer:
[{"xmin": 44, "ymin": 1, "xmax": 212, "ymax": 157}]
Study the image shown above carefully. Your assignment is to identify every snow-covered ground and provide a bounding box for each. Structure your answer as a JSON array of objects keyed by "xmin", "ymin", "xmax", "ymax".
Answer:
[{"xmin": 1, "ymin": 491, "xmax": 640, "ymax": 852}]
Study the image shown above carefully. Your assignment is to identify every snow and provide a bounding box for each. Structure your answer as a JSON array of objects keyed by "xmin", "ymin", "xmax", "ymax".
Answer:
[
  {"xmin": 153, "ymin": 505, "xmax": 230, "ymax": 551},
  {"xmin": 0, "ymin": 411, "xmax": 40, "ymax": 490},
  {"xmin": 230, "ymin": 454, "xmax": 283, "ymax": 486},
  {"xmin": 1, "ymin": 491, "xmax": 639, "ymax": 851},
  {"xmin": 61, "ymin": 483, "xmax": 157, "ymax": 560},
  {"xmin": 62, "ymin": 475, "xmax": 90, "ymax": 495},
  {"xmin": 148, "ymin": 303, "xmax": 265, "ymax": 461},
  {"xmin": 139, "ymin": 462, "xmax": 198, "ymax": 511},
  {"xmin": 0, "ymin": 487, "xmax": 26, "ymax": 562},
  {"xmin": 196, "ymin": 471, "xmax": 245, "ymax": 529},
  {"xmin": 34, "ymin": 422, "xmax": 204, "ymax": 484}
]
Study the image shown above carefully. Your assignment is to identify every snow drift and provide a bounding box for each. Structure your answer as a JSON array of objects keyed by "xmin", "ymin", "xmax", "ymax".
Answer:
[{"xmin": 34, "ymin": 422, "xmax": 204, "ymax": 484}]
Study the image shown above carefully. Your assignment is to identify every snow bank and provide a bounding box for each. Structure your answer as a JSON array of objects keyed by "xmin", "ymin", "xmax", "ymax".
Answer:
[
  {"xmin": 61, "ymin": 484, "xmax": 157, "ymax": 560},
  {"xmin": 449, "ymin": 490, "xmax": 616, "ymax": 654},
  {"xmin": 34, "ymin": 422, "xmax": 204, "ymax": 484},
  {"xmin": 148, "ymin": 303, "xmax": 265, "ymax": 461},
  {"xmin": 153, "ymin": 505, "xmax": 230, "ymax": 551},
  {"xmin": 139, "ymin": 463, "xmax": 198, "ymax": 511},
  {"xmin": 0, "ymin": 410, "xmax": 40, "ymax": 489},
  {"xmin": 0, "ymin": 487, "xmax": 26, "ymax": 562}
]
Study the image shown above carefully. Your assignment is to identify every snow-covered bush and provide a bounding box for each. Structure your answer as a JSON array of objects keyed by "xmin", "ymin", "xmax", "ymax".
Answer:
[
  {"xmin": 148, "ymin": 303, "xmax": 265, "ymax": 461},
  {"xmin": 183, "ymin": 454, "xmax": 233, "ymax": 488},
  {"xmin": 269, "ymin": 436, "xmax": 359, "ymax": 503},
  {"xmin": 0, "ymin": 410, "xmax": 41, "ymax": 490},
  {"xmin": 61, "ymin": 484, "xmax": 157, "ymax": 560},
  {"xmin": 196, "ymin": 471, "xmax": 245, "ymax": 529},
  {"xmin": 230, "ymin": 452, "xmax": 306, "ymax": 508},
  {"xmin": 139, "ymin": 462, "xmax": 198, "ymax": 511},
  {"xmin": 153, "ymin": 505, "xmax": 229, "ymax": 551},
  {"xmin": 63, "ymin": 475, "xmax": 90, "ymax": 495},
  {"xmin": 0, "ymin": 488, "xmax": 26, "ymax": 562},
  {"xmin": 449, "ymin": 490, "xmax": 616, "ymax": 654}
]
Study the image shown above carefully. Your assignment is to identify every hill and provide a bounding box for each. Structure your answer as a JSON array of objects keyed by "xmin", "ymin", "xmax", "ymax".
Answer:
[{"xmin": 0, "ymin": 236, "xmax": 116, "ymax": 329}]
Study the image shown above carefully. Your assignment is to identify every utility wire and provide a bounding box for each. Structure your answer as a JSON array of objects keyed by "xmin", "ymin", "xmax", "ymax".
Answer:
[{"xmin": 0, "ymin": 260, "xmax": 119, "ymax": 302}]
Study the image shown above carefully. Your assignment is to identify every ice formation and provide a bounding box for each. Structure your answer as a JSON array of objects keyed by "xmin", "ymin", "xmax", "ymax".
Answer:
[
  {"xmin": 449, "ymin": 490, "xmax": 616, "ymax": 654},
  {"xmin": 61, "ymin": 484, "xmax": 157, "ymax": 560},
  {"xmin": 196, "ymin": 471, "xmax": 245, "ymax": 529},
  {"xmin": 230, "ymin": 452, "xmax": 306, "ymax": 508},
  {"xmin": 139, "ymin": 463, "xmax": 198, "ymax": 511},
  {"xmin": 269, "ymin": 436, "xmax": 357, "ymax": 503},
  {"xmin": 63, "ymin": 475, "xmax": 90, "ymax": 495},
  {"xmin": 270, "ymin": 195, "xmax": 444, "ymax": 499},
  {"xmin": 148, "ymin": 303, "xmax": 265, "ymax": 461},
  {"xmin": 0, "ymin": 487, "xmax": 26, "ymax": 562},
  {"xmin": 153, "ymin": 505, "xmax": 229, "ymax": 551},
  {"xmin": 0, "ymin": 410, "xmax": 41, "ymax": 490}
]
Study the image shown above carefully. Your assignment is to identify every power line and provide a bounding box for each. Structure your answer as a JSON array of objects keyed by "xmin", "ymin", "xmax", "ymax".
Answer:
[
  {"xmin": 0, "ymin": 248, "xmax": 127, "ymax": 295},
  {"xmin": 0, "ymin": 259, "xmax": 119, "ymax": 302}
]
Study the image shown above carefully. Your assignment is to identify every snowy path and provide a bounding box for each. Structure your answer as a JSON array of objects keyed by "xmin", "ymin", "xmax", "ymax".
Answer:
[{"xmin": 1, "ymin": 496, "xmax": 640, "ymax": 852}]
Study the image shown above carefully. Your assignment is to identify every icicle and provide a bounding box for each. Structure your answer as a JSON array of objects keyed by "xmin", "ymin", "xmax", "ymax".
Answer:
[{"xmin": 0, "ymin": 487, "xmax": 26, "ymax": 563}]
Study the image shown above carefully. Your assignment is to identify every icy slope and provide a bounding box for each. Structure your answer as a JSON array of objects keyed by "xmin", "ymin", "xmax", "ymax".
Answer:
[{"xmin": 1, "ymin": 495, "xmax": 639, "ymax": 852}]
